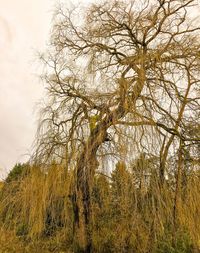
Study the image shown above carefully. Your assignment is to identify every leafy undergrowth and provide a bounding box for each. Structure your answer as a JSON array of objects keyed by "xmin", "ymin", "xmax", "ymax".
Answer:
[
  {"xmin": 0, "ymin": 227, "xmax": 72, "ymax": 253},
  {"xmin": 0, "ymin": 163, "xmax": 200, "ymax": 253}
]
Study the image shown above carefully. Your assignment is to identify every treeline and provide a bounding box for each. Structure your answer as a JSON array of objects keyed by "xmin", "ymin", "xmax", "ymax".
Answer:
[{"xmin": 0, "ymin": 157, "xmax": 199, "ymax": 252}]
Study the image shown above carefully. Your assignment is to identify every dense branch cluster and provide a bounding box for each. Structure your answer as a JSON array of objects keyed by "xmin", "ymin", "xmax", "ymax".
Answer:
[{"xmin": 35, "ymin": 0, "xmax": 199, "ymax": 171}]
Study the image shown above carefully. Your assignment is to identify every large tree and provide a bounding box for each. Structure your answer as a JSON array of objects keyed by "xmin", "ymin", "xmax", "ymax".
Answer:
[{"xmin": 35, "ymin": 0, "xmax": 200, "ymax": 251}]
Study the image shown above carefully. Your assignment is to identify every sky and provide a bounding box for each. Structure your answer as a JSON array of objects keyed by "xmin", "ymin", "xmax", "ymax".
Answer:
[
  {"xmin": 0, "ymin": 0, "xmax": 54, "ymax": 178},
  {"xmin": 0, "ymin": 0, "xmax": 95, "ymax": 179}
]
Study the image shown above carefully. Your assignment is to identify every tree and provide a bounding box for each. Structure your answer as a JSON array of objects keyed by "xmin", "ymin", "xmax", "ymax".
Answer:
[
  {"xmin": 111, "ymin": 161, "xmax": 133, "ymax": 214},
  {"xmin": 0, "ymin": 163, "xmax": 30, "ymax": 235},
  {"xmin": 5, "ymin": 163, "xmax": 28, "ymax": 183},
  {"xmin": 35, "ymin": 0, "xmax": 200, "ymax": 251}
]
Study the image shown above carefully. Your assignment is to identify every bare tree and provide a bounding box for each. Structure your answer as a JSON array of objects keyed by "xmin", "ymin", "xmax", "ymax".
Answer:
[{"xmin": 35, "ymin": 0, "xmax": 200, "ymax": 251}]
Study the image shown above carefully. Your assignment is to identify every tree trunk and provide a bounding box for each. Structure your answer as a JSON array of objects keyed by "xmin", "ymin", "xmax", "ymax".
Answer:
[
  {"xmin": 72, "ymin": 129, "xmax": 107, "ymax": 252},
  {"xmin": 72, "ymin": 66, "xmax": 146, "ymax": 252}
]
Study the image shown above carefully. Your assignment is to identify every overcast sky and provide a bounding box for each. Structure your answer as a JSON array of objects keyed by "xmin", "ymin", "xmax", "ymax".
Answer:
[
  {"xmin": 0, "ymin": 0, "xmax": 54, "ymax": 178},
  {"xmin": 0, "ymin": 0, "xmax": 96, "ymax": 179}
]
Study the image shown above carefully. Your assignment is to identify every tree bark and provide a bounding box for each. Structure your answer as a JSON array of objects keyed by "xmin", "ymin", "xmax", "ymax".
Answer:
[{"xmin": 73, "ymin": 125, "xmax": 110, "ymax": 252}]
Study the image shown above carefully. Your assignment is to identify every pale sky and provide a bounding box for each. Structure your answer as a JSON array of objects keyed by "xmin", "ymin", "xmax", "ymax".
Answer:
[
  {"xmin": 0, "ymin": 0, "xmax": 54, "ymax": 178},
  {"xmin": 0, "ymin": 0, "xmax": 94, "ymax": 179}
]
